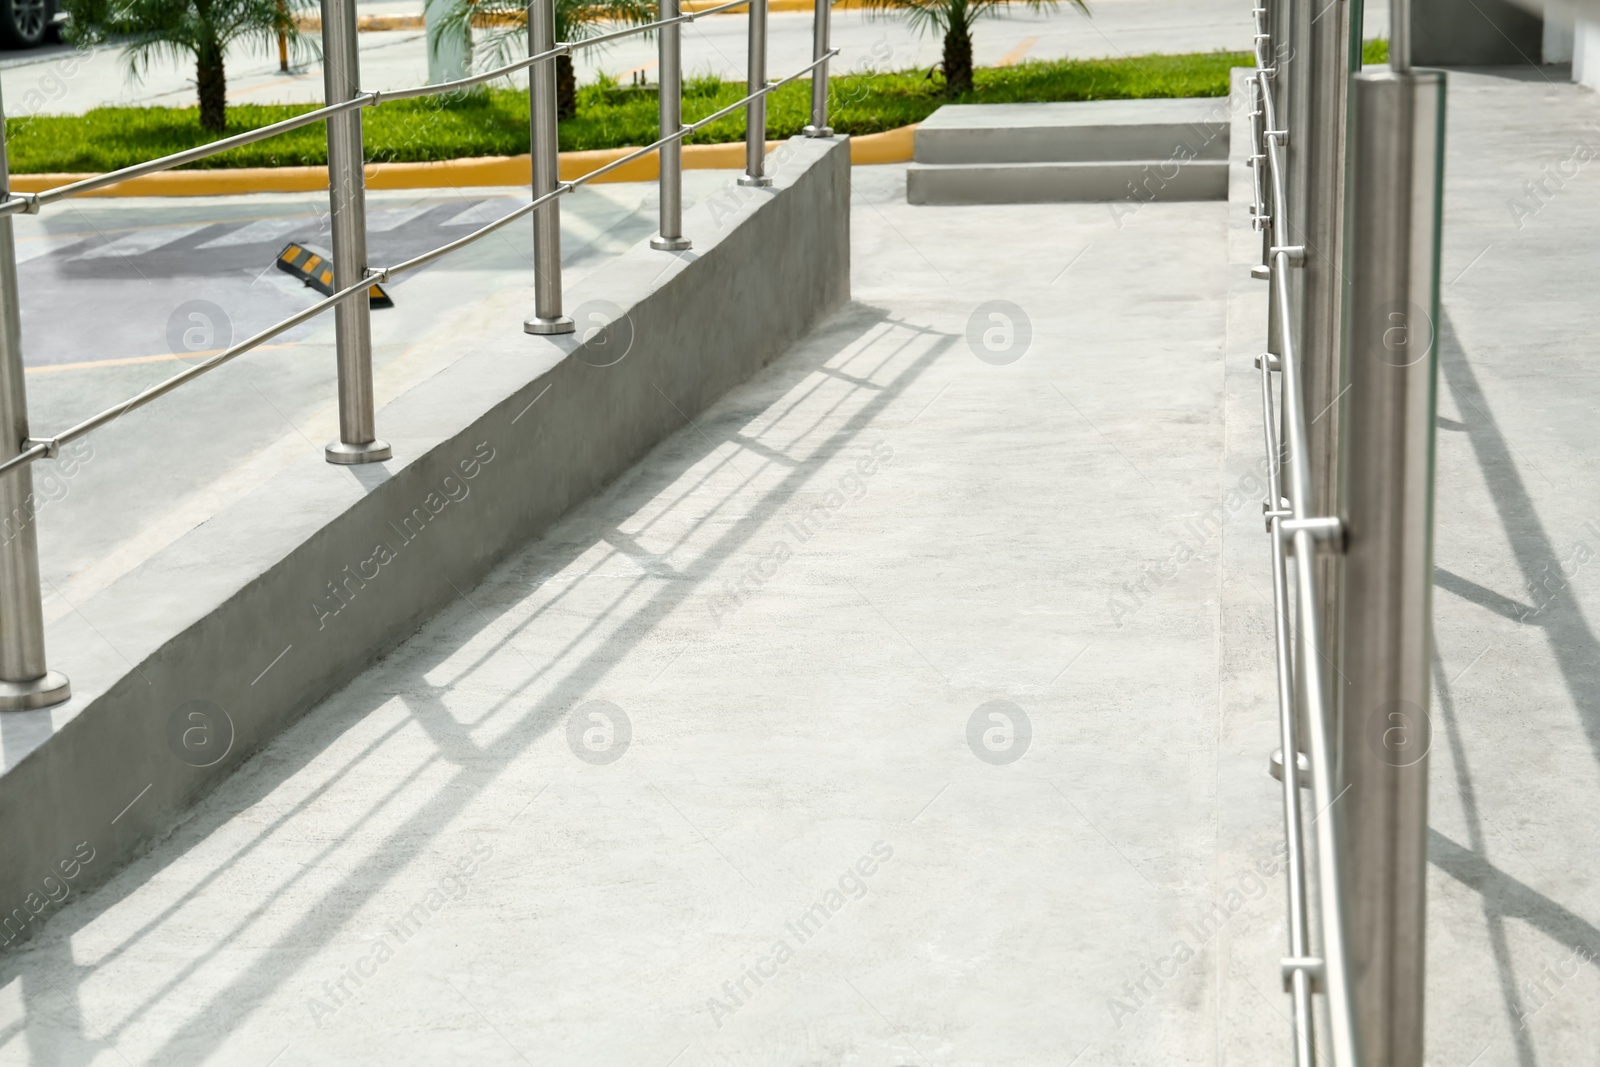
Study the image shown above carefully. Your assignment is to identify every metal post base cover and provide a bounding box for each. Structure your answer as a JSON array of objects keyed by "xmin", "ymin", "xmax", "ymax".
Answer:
[
  {"xmin": 737, "ymin": 174, "xmax": 773, "ymax": 187},
  {"xmin": 802, "ymin": 125, "xmax": 833, "ymax": 137},
  {"xmin": 650, "ymin": 236, "xmax": 692, "ymax": 251},
  {"xmin": 325, "ymin": 438, "xmax": 393, "ymax": 464},
  {"xmin": 1269, "ymin": 746, "xmax": 1313, "ymax": 788},
  {"xmin": 0, "ymin": 670, "xmax": 70, "ymax": 712},
  {"xmin": 525, "ymin": 315, "xmax": 575, "ymax": 335}
]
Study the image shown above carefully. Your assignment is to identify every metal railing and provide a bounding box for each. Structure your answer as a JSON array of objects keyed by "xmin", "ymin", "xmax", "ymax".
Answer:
[
  {"xmin": 1248, "ymin": 5, "xmax": 1361, "ymax": 1057},
  {"xmin": 0, "ymin": 0, "xmax": 839, "ymax": 709},
  {"xmin": 1249, "ymin": 0, "xmax": 1442, "ymax": 1063}
]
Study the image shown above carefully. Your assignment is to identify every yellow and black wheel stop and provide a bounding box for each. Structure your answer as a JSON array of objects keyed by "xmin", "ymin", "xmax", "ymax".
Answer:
[{"xmin": 276, "ymin": 242, "xmax": 394, "ymax": 309}]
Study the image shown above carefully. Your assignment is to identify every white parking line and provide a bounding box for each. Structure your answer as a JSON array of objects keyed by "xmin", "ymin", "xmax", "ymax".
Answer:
[
  {"xmin": 75, "ymin": 223, "xmax": 211, "ymax": 260},
  {"xmin": 12, "ymin": 235, "xmax": 83, "ymax": 265},
  {"xmin": 440, "ymin": 199, "xmax": 521, "ymax": 227},
  {"xmin": 196, "ymin": 216, "xmax": 318, "ymax": 249},
  {"xmin": 367, "ymin": 203, "xmax": 439, "ymax": 232}
]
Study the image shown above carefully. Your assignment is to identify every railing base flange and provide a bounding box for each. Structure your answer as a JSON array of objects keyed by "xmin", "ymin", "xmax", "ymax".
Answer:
[
  {"xmin": 737, "ymin": 175, "xmax": 774, "ymax": 188},
  {"xmin": 0, "ymin": 670, "xmax": 71, "ymax": 712},
  {"xmin": 650, "ymin": 236, "xmax": 692, "ymax": 251},
  {"xmin": 525, "ymin": 316, "xmax": 576, "ymax": 336},
  {"xmin": 325, "ymin": 439, "xmax": 393, "ymax": 465}
]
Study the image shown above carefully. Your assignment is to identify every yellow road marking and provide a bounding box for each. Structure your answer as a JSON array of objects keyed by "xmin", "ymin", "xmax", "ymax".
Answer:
[{"xmin": 27, "ymin": 343, "xmax": 298, "ymax": 375}]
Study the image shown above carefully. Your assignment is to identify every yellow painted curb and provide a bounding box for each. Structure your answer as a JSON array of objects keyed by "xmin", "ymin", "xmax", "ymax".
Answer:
[
  {"xmin": 9, "ymin": 125, "xmax": 916, "ymax": 198},
  {"xmin": 848, "ymin": 122, "xmax": 916, "ymax": 165},
  {"xmin": 292, "ymin": 0, "xmax": 876, "ymax": 29}
]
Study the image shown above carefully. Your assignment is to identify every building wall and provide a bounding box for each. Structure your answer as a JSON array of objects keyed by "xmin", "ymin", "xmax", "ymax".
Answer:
[
  {"xmin": 1411, "ymin": 0, "xmax": 1544, "ymax": 65},
  {"xmin": 1576, "ymin": 14, "xmax": 1600, "ymax": 86}
]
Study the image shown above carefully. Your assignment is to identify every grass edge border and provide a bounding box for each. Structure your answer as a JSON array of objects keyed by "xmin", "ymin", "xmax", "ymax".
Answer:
[{"xmin": 9, "ymin": 124, "xmax": 918, "ymax": 197}]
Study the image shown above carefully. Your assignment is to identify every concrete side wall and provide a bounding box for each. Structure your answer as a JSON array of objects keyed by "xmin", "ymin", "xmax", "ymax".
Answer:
[
  {"xmin": 1576, "ymin": 16, "xmax": 1600, "ymax": 86},
  {"xmin": 912, "ymin": 101, "xmax": 1232, "ymax": 165},
  {"xmin": 914, "ymin": 123, "xmax": 1232, "ymax": 165},
  {"xmin": 1411, "ymin": 0, "xmax": 1543, "ymax": 65},
  {"xmin": 1546, "ymin": 0, "xmax": 1576, "ymax": 63},
  {"xmin": 906, "ymin": 160, "xmax": 1228, "ymax": 205},
  {"xmin": 0, "ymin": 135, "xmax": 850, "ymax": 949}
]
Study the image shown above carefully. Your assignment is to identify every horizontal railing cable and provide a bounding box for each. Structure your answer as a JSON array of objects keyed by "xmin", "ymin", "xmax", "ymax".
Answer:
[
  {"xmin": 0, "ymin": 96, "xmax": 372, "ymax": 215},
  {"xmin": 566, "ymin": 48, "xmax": 835, "ymax": 187},
  {"xmin": 0, "ymin": 48, "xmax": 837, "ymax": 478},
  {"xmin": 0, "ymin": 273, "xmax": 378, "ymax": 475},
  {"xmin": 1247, "ymin": 0, "xmax": 1361, "ymax": 1063}
]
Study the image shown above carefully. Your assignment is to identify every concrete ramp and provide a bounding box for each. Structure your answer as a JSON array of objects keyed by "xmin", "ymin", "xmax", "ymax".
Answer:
[
  {"xmin": 0, "ymin": 136, "xmax": 851, "ymax": 958},
  {"xmin": 907, "ymin": 98, "xmax": 1231, "ymax": 205},
  {"xmin": 0, "ymin": 152, "xmax": 1249, "ymax": 1064}
]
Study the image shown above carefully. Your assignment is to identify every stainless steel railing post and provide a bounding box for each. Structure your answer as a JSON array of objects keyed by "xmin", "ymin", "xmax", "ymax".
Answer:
[
  {"xmin": 322, "ymin": 0, "xmax": 391, "ymax": 464},
  {"xmin": 1300, "ymin": 0, "xmax": 1356, "ymax": 689},
  {"xmin": 803, "ymin": 0, "xmax": 832, "ymax": 136},
  {"xmin": 1334, "ymin": 18, "xmax": 1443, "ymax": 1064},
  {"xmin": 651, "ymin": 0, "xmax": 692, "ymax": 251},
  {"xmin": 0, "ymin": 84, "xmax": 70, "ymax": 712},
  {"xmin": 525, "ymin": 0, "xmax": 574, "ymax": 334},
  {"xmin": 739, "ymin": 0, "xmax": 772, "ymax": 187}
]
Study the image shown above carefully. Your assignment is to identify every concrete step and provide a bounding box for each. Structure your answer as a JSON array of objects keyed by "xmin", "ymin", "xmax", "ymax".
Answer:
[
  {"xmin": 906, "ymin": 158, "xmax": 1229, "ymax": 205},
  {"xmin": 913, "ymin": 99, "xmax": 1231, "ymax": 165}
]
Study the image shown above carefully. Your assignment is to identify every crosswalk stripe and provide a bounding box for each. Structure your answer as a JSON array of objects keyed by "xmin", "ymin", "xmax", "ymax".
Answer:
[
  {"xmin": 440, "ymin": 199, "xmax": 520, "ymax": 228},
  {"xmin": 74, "ymin": 223, "xmax": 211, "ymax": 261},
  {"xmin": 367, "ymin": 204, "xmax": 438, "ymax": 232},
  {"xmin": 195, "ymin": 216, "xmax": 317, "ymax": 250},
  {"xmin": 12, "ymin": 236, "xmax": 83, "ymax": 266}
]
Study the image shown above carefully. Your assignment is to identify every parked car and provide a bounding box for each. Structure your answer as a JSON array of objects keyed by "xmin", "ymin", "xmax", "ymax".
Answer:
[{"xmin": 1, "ymin": 0, "xmax": 60, "ymax": 47}]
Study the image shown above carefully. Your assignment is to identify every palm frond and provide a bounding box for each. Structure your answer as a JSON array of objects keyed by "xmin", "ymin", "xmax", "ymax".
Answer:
[
  {"xmin": 435, "ymin": 0, "xmax": 658, "ymax": 82},
  {"xmin": 856, "ymin": 0, "xmax": 952, "ymax": 35},
  {"xmin": 65, "ymin": 0, "xmax": 319, "ymax": 83}
]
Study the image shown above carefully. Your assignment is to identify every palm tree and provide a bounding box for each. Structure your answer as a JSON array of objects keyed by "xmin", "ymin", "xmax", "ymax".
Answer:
[
  {"xmin": 435, "ymin": 0, "xmax": 655, "ymax": 118},
  {"xmin": 861, "ymin": 0, "xmax": 1086, "ymax": 96},
  {"xmin": 62, "ymin": 0, "xmax": 313, "ymax": 132}
]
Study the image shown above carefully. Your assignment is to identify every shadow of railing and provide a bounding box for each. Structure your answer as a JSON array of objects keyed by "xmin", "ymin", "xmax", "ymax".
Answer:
[
  {"xmin": 0, "ymin": 301, "xmax": 955, "ymax": 1066},
  {"xmin": 1429, "ymin": 308, "xmax": 1600, "ymax": 1059}
]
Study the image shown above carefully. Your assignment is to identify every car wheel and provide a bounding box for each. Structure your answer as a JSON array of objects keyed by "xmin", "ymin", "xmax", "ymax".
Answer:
[{"xmin": 0, "ymin": 0, "xmax": 53, "ymax": 47}]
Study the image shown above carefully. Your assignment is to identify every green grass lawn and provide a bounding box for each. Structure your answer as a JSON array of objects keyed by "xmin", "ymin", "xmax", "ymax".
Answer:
[{"xmin": 4, "ymin": 40, "xmax": 1388, "ymax": 173}]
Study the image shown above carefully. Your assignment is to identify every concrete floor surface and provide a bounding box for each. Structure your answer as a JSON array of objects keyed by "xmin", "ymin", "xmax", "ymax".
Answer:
[{"xmin": 1413, "ymin": 66, "xmax": 1600, "ymax": 1067}]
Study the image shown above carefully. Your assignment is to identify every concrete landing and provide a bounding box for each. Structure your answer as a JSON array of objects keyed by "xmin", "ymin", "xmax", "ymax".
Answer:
[{"xmin": 908, "ymin": 99, "xmax": 1230, "ymax": 205}]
